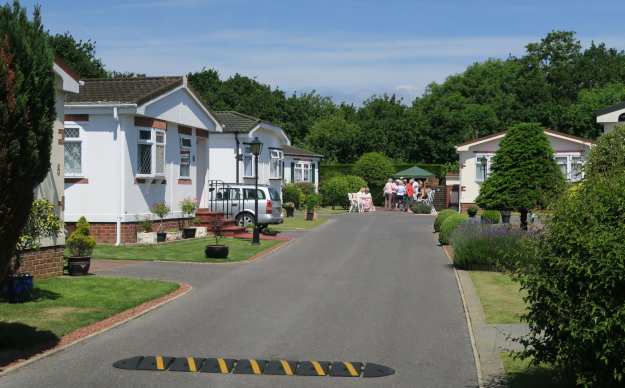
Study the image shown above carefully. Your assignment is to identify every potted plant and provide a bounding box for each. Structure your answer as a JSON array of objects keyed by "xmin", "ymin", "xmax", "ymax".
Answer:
[
  {"xmin": 180, "ymin": 197, "xmax": 198, "ymax": 239},
  {"xmin": 304, "ymin": 194, "xmax": 321, "ymax": 221},
  {"xmin": 136, "ymin": 217, "xmax": 156, "ymax": 244},
  {"xmin": 66, "ymin": 217, "xmax": 96, "ymax": 276},
  {"xmin": 500, "ymin": 210, "xmax": 512, "ymax": 224},
  {"xmin": 7, "ymin": 199, "xmax": 61, "ymax": 303},
  {"xmin": 205, "ymin": 218, "xmax": 229, "ymax": 259},
  {"xmin": 151, "ymin": 201, "xmax": 170, "ymax": 242},
  {"xmin": 284, "ymin": 202, "xmax": 295, "ymax": 218},
  {"xmin": 262, "ymin": 227, "xmax": 280, "ymax": 236},
  {"xmin": 467, "ymin": 206, "xmax": 478, "ymax": 218}
]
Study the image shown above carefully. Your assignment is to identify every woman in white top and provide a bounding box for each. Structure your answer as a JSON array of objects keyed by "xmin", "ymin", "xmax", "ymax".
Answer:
[{"xmin": 383, "ymin": 179, "xmax": 394, "ymax": 209}]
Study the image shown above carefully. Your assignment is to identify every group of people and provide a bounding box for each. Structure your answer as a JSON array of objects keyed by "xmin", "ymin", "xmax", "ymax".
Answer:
[
  {"xmin": 383, "ymin": 178, "xmax": 432, "ymax": 211},
  {"xmin": 352, "ymin": 187, "xmax": 375, "ymax": 212}
]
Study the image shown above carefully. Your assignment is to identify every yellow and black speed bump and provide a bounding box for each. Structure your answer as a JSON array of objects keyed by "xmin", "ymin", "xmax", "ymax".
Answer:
[{"xmin": 113, "ymin": 356, "xmax": 394, "ymax": 378}]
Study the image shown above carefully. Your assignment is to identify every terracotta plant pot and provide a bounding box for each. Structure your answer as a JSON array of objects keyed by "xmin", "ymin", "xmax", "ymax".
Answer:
[
  {"xmin": 68, "ymin": 256, "xmax": 91, "ymax": 276},
  {"xmin": 205, "ymin": 245, "xmax": 229, "ymax": 259}
]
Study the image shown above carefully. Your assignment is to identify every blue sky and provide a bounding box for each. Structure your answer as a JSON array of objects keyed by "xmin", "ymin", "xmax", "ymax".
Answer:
[{"xmin": 17, "ymin": 0, "xmax": 625, "ymax": 104}]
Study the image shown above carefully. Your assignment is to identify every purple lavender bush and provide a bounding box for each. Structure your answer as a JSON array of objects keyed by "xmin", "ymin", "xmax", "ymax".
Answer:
[{"xmin": 450, "ymin": 222, "xmax": 530, "ymax": 270}]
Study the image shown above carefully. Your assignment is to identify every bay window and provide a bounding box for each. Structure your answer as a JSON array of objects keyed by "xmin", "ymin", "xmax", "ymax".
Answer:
[
  {"xmin": 554, "ymin": 154, "xmax": 584, "ymax": 182},
  {"xmin": 270, "ymin": 149, "xmax": 283, "ymax": 179},
  {"xmin": 137, "ymin": 128, "xmax": 166, "ymax": 176},
  {"xmin": 64, "ymin": 127, "xmax": 82, "ymax": 176}
]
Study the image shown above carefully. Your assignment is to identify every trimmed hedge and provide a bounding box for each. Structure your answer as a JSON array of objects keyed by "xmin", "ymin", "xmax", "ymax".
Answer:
[
  {"xmin": 320, "ymin": 162, "xmax": 448, "ymax": 182},
  {"xmin": 434, "ymin": 209, "xmax": 457, "ymax": 232},
  {"xmin": 480, "ymin": 210, "xmax": 500, "ymax": 224},
  {"xmin": 438, "ymin": 213, "xmax": 468, "ymax": 245}
]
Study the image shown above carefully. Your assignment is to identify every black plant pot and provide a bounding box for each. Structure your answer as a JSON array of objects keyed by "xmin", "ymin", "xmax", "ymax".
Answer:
[
  {"xmin": 286, "ymin": 207, "xmax": 295, "ymax": 217},
  {"xmin": 500, "ymin": 211, "xmax": 512, "ymax": 224},
  {"xmin": 6, "ymin": 273, "xmax": 34, "ymax": 303},
  {"xmin": 68, "ymin": 256, "xmax": 91, "ymax": 276},
  {"xmin": 305, "ymin": 211, "xmax": 315, "ymax": 221},
  {"xmin": 262, "ymin": 229, "xmax": 279, "ymax": 236},
  {"xmin": 157, "ymin": 232, "xmax": 167, "ymax": 242},
  {"xmin": 182, "ymin": 228, "xmax": 196, "ymax": 239},
  {"xmin": 205, "ymin": 245, "xmax": 229, "ymax": 259}
]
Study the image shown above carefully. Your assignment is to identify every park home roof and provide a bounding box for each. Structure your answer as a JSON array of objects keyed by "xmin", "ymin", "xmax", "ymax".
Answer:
[
  {"xmin": 282, "ymin": 145, "xmax": 323, "ymax": 158},
  {"xmin": 65, "ymin": 76, "xmax": 184, "ymax": 105}
]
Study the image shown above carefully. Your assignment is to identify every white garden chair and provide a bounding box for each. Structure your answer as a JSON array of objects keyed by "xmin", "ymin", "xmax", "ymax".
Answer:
[{"xmin": 424, "ymin": 189, "xmax": 435, "ymax": 207}]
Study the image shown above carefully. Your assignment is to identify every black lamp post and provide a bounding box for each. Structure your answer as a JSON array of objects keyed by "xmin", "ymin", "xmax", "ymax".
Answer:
[{"xmin": 249, "ymin": 137, "xmax": 263, "ymax": 245}]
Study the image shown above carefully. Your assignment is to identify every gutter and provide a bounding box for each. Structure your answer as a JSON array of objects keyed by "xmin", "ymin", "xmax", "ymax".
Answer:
[
  {"xmin": 235, "ymin": 132, "xmax": 240, "ymax": 183},
  {"xmin": 114, "ymin": 107, "xmax": 125, "ymax": 246}
]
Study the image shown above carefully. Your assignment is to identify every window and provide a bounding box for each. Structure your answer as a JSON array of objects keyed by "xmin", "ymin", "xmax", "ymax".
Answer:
[
  {"xmin": 270, "ymin": 149, "xmax": 283, "ymax": 179},
  {"xmin": 243, "ymin": 144, "xmax": 254, "ymax": 177},
  {"xmin": 179, "ymin": 135, "xmax": 192, "ymax": 178},
  {"xmin": 216, "ymin": 188, "xmax": 240, "ymax": 200},
  {"xmin": 474, "ymin": 154, "xmax": 493, "ymax": 182},
  {"xmin": 64, "ymin": 127, "xmax": 82, "ymax": 176},
  {"xmin": 294, "ymin": 161, "xmax": 311, "ymax": 182},
  {"xmin": 137, "ymin": 128, "xmax": 166, "ymax": 176},
  {"xmin": 554, "ymin": 154, "xmax": 584, "ymax": 182},
  {"xmin": 243, "ymin": 188, "xmax": 266, "ymax": 200}
]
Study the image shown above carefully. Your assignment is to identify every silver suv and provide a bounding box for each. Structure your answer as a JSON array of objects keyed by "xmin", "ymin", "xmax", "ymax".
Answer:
[{"xmin": 209, "ymin": 184, "xmax": 283, "ymax": 227}]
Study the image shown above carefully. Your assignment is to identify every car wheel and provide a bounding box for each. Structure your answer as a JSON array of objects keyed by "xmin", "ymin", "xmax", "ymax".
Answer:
[{"xmin": 236, "ymin": 212, "xmax": 256, "ymax": 227}]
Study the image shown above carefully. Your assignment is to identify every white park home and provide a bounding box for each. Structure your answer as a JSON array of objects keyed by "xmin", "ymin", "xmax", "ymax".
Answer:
[
  {"xmin": 283, "ymin": 145, "xmax": 323, "ymax": 192},
  {"xmin": 455, "ymin": 129, "xmax": 593, "ymax": 211},
  {"xmin": 63, "ymin": 78, "xmax": 295, "ymax": 244},
  {"xmin": 64, "ymin": 76, "xmax": 223, "ymax": 244},
  {"xmin": 596, "ymin": 102, "xmax": 625, "ymax": 133}
]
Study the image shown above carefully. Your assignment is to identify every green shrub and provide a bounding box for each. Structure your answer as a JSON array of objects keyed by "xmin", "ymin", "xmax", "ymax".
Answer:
[
  {"xmin": 480, "ymin": 210, "xmax": 500, "ymax": 224},
  {"xmin": 151, "ymin": 202, "xmax": 170, "ymax": 232},
  {"xmin": 410, "ymin": 202, "xmax": 432, "ymax": 214},
  {"xmin": 304, "ymin": 194, "xmax": 321, "ymax": 211},
  {"xmin": 438, "ymin": 213, "xmax": 468, "ymax": 245},
  {"xmin": 450, "ymin": 223, "xmax": 527, "ymax": 270},
  {"xmin": 282, "ymin": 183, "xmax": 304, "ymax": 209},
  {"xmin": 320, "ymin": 174, "xmax": 366, "ymax": 208},
  {"xmin": 585, "ymin": 124, "xmax": 625, "ymax": 178},
  {"xmin": 66, "ymin": 217, "xmax": 96, "ymax": 257},
  {"xmin": 514, "ymin": 136, "xmax": 625, "ymax": 386},
  {"xmin": 434, "ymin": 209, "xmax": 457, "ymax": 232},
  {"xmin": 294, "ymin": 182, "xmax": 315, "ymax": 196},
  {"xmin": 180, "ymin": 197, "xmax": 197, "ymax": 217},
  {"xmin": 467, "ymin": 206, "xmax": 478, "ymax": 217}
]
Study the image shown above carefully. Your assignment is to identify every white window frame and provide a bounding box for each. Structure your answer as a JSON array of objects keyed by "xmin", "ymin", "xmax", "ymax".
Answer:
[
  {"xmin": 554, "ymin": 152, "xmax": 584, "ymax": 182},
  {"xmin": 136, "ymin": 127, "xmax": 166, "ymax": 177},
  {"xmin": 243, "ymin": 144, "xmax": 255, "ymax": 178},
  {"xmin": 474, "ymin": 153, "xmax": 494, "ymax": 182},
  {"xmin": 294, "ymin": 160, "xmax": 312, "ymax": 183},
  {"xmin": 63, "ymin": 125, "xmax": 84, "ymax": 177},
  {"xmin": 179, "ymin": 134, "xmax": 192, "ymax": 178},
  {"xmin": 270, "ymin": 149, "xmax": 283, "ymax": 179}
]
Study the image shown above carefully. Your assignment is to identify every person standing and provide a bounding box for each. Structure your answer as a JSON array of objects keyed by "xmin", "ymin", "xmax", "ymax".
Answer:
[
  {"xmin": 412, "ymin": 179, "xmax": 420, "ymax": 201},
  {"xmin": 406, "ymin": 179, "xmax": 414, "ymax": 208},
  {"xmin": 396, "ymin": 180, "xmax": 406, "ymax": 211},
  {"xmin": 383, "ymin": 178, "xmax": 394, "ymax": 209}
]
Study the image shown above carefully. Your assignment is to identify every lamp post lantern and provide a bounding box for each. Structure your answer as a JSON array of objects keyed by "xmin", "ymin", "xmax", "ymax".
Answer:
[{"xmin": 249, "ymin": 137, "xmax": 263, "ymax": 245}]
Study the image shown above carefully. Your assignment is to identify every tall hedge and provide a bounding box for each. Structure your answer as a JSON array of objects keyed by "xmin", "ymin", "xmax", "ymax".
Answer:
[
  {"xmin": 0, "ymin": 2, "xmax": 55, "ymax": 280},
  {"xmin": 476, "ymin": 123, "xmax": 565, "ymax": 229},
  {"xmin": 320, "ymin": 175, "xmax": 366, "ymax": 208}
]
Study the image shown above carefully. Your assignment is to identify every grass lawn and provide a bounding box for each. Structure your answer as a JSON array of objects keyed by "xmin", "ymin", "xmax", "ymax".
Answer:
[
  {"xmin": 271, "ymin": 208, "xmax": 345, "ymax": 231},
  {"xmin": 91, "ymin": 237, "xmax": 280, "ymax": 263},
  {"xmin": 469, "ymin": 271, "xmax": 527, "ymax": 324},
  {"xmin": 0, "ymin": 276, "xmax": 178, "ymax": 352},
  {"xmin": 501, "ymin": 352, "xmax": 570, "ymax": 388}
]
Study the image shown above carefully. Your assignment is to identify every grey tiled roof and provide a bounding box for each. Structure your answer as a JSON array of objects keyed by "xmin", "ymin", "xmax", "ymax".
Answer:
[
  {"xmin": 214, "ymin": 111, "xmax": 261, "ymax": 133},
  {"xmin": 65, "ymin": 77, "xmax": 183, "ymax": 105},
  {"xmin": 282, "ymin": 145, "xmax": 323, "ymax": 158}
]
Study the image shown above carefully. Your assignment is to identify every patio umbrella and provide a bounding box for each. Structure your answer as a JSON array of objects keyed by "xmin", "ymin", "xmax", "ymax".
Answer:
[{"xmin": 392, "ymin": 166, "xmax": 435, "ymax": 179}]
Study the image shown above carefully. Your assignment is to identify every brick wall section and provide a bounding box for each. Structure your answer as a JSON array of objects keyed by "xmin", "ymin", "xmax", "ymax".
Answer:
[
  {"xmin": 17, "ymin": 246, "xmax": 64, "ymax": 279},
  {"xmin": 66, "ymin": 218, "xmax": 189, "ymax": 244}
]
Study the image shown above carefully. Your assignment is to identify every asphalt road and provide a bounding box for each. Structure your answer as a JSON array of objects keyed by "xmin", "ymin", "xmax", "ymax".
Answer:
[{"xmin": 1, "ymin": 212, "xmax": 477, "ymax": 388}]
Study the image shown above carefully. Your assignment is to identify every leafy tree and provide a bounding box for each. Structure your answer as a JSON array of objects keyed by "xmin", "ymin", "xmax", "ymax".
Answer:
[
  {"xmin": 0, "ymin": 1, "xmax": 56, "ymax": 280},
  {"xmin": 585, "ymin": 124, "xmax": 625, "ymax": 178},
  {"xmin": 352, "ymin": 152, "xmax": 394, "ymax": 205},
  {"xmin": 282, "ymin": 91, "xmax": 336, "ymax": 145},
  {"xmin": 48, "ymin": 31, "xmax": 107, "ymax": 78},
  {"xmin": 476, "ymin": 123, "xmax": 565, "ymax": 229},
  {"xmin": 563, "ymin": 84, "xmax": 625, "ymax": 138},
  {"xmin": 320, "ymin": 175, "xmax": 366, "ymax": 208},
  {"xmin": 305, "ymin": 112, "xmax": 361, "ymax": 163}
]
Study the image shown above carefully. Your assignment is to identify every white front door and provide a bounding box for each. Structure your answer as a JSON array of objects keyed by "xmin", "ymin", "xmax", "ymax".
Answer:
[{"xmin": 196, "ymin": 138, "xmax": 208, "ymax": 208}]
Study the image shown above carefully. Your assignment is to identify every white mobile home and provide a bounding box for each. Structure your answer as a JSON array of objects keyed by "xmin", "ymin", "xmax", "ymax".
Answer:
[
  {"xmin": 455, "ymin": 129, "xmax": 593, "ymax": 211},
  {"xmin": 282, "ymin": 145, "xmax": 323, "ymax": 192},
  {"xmin": 64, "ymin": 76, "xmax": 222, "ymax": 244}
]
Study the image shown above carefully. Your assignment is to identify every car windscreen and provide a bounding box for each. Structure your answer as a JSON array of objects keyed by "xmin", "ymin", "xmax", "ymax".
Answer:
[{"xmin": 268, "ymin": 187, "xmax": 281, "ymax": 201}]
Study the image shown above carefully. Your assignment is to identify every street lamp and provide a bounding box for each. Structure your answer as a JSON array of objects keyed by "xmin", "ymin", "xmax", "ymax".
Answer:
[{"xmin": 249, "ymin": 137, "xmax": 263, "ymax": 245}]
